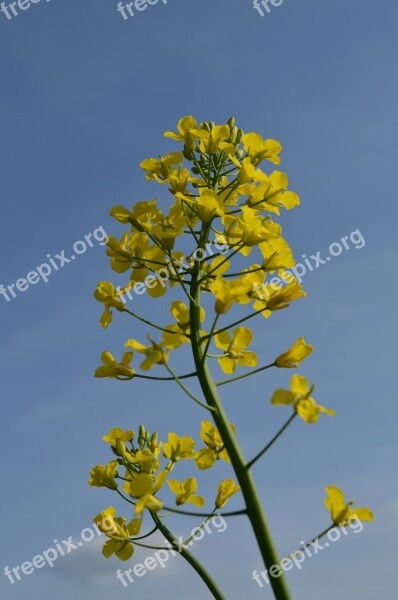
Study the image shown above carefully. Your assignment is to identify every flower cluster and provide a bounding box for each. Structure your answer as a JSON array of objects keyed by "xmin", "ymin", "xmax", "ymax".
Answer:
[
  {"xmin": 89, "ymin": 425, "xmax": 240, "ymax": 560},
  {"xmin": 90, "ymin": 116, "xmax": 373, "ymax": 598}
]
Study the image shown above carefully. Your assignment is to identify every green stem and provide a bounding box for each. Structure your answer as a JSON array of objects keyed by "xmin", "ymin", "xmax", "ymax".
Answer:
[
  {"xmin": 135, "ymin": 372, "xmax": 196, "ymax": 381},
  {"xmin": 123, "ymin": 308, "xmax": 190, "ymax": 338},
  {"xmin": 207, "ymin": 305, "xmax": 270, "ymax": 339},
  {"xmin": 161, "ymin": 506, "xmax": 247, "ymax": 518},
  {"xmin": 283, "ymin": 525, "xmax": 334, "ymax": 561},
  {"xmin": 150, "ymin": 512, "xmax": 226, "ymax": 600},
  {"xmin": 246, "ymin": 413, "xmax": 297, "ymax": 469},
  {"xmin": 164, "ymin": 363, "xmax": 216, "ymax": 413},
  {"xmin": 201, "ymin": 314, "xmax": 220, "ymax": 363},
  {"xmin": 216, "ymin": 362, "xmax": 275, "ymax": 387},
  {"xmin": 189, "ymin": 225, "xmax": 292, "ymax": 600}
]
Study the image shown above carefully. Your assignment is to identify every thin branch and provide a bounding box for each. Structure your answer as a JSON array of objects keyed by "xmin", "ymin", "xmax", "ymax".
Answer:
[
  {"xmin": 164, "ymin": 363, "xmax": 216, "ymax": 412},
  {"xmin": 216, "ymin": 362, "xmax": 275, "ymax": 387},
  {"xmin": 246, "ymin": 413, "xmax": 297, "ymax": 469},
  {"xmin": 123, "ymin": 307, "xmax": 190, "ymax": 338}
]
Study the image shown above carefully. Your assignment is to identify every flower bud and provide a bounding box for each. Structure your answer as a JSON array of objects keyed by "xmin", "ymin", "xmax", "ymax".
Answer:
[
  {"xmin": 115, "ymin": 439, "xmax": 127, "ymax": 456},
  {"xmin": 228, "ymin": 126, "xmax": 238, "ymax": 144},
  {"xmin": 236, "ymin": 128, "xmax": 244, "ymax": 143},
  {"xmin": 227, "ymin": 117, "xmax": 236, "ymax": 128},
  {"xmin": 182, "ymin": 148, "xmax": 193, "ymax": 160}
]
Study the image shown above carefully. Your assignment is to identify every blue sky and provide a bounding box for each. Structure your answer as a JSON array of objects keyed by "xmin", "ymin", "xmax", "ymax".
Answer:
[{"xmin": 1, "ymin": 0, "xmax": 397, "ymax": 598}]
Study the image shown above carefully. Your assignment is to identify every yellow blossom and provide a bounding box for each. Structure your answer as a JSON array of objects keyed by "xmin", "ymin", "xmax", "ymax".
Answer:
[
  {"xmin": 211, "ymin": 276, "xmax": 251, "ymax": 314},
  {"xmin": 324, "ymin": 486, "xmax": 374, "ymax": 526},
  {"xmin": 125, "ymin": 472, "xmax": 166, "ymax": 515},
  {"xmin": 88, "ymin": 461, "xmax": 118, "ymax": 490},
  {"xmin": 164, "ymin": 116, "xmax": 198, "ymax": 151},
  {"xmin": 168, "ymin": 478, "xmax": 205, "ymax": 507},
  {"xmin": 94, "ymin": 281, "xmax": 125, "ymax": 328},
  {"xmin": 215, "ymin": 327, "xmax": 258, "ymax": 374},
  {"xmin": 140, "ymin": 152, "xmax": 183, "ymax": 182},
  {"xmin": 124, "ymin": 337, "xmax": 168, "ymax": 370},
  {"xmin": 93, "ymin": 507, "xmax": 141, "ymax": 561},
  {"xmin": 242, "ymin": 132, "xmax": 282, "ymax": 165},
  {"xmin": 95, "ymin": 351, "xmax": 135, "ymax": 380},
  {"xmin": 271, "ymin": 374, "xmax": 335, "ymax": 423},
  {"xmin": 102, "ymin": 428, "xmax": 135, "ymax": 445},
  {"xmin": 195, "ymin": 421, "xmax": 234, "ymax": 470},
  {"xmin": 163, "ymin": 432, "xmax": 196, "ymax": 461},
  {"xmin": 215, "ymin": 479, "xmax": 240, "ymax": 509},
  {"xmin": 162, "ymin": 300, "xmax": 204, "ymax": 349},
  {"xmin": 275, "ymin": 337, "xmax": 314, "ymax": 368},
  {"xmin": 192, "ymin": 124, "xmax": 235, "ymax": 155},
  {"xmin": 252, "ymin": 280, "xmax": 306, "ymax": 317}
]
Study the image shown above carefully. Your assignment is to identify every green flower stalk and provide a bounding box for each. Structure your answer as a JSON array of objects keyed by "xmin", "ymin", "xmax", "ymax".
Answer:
[{"xmin": 89, "ymin": 116, "xmax": 373, "ymax": 599}]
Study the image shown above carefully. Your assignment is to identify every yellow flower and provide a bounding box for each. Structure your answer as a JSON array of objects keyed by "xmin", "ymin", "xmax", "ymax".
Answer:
[
  {"xmin": 93, "ymin": 507, "xmax": 141, "ymax": 561},
  {"xmin": 275, "ymin": 337, "xmax": 314, "ymax": 368},
  {"xmin": 102, "ymin": 428, "xmax": 135, "ymax": 445},
  {"xmin": 195, "ymin": 421, "xmax": 234, "ymax": 470},
  {"xmin": 109, "ymin": 199, "xmax": 159, "ymax": 232},
  {"xmin": 215, "ymin": 479, "xmax": 240, "ymax": 509},
  {"xmin": 162, "ymin": 300, "xmax": 204, "ymax": 349},
  {"xmin": 95, "ymin": 351, "xmax": 135, "ymax": 380},
  {"xmin": 164, "ymin": 115, "xmax": 198, "ymax": 151},
  {"xmin": 215, "ymin": 327, "xmax": 258, "ymax": 374},
  {"xmin": 252, "ymin": 280, "xmax": 306, "ymax": 317},
  {"xmin": 168, "ymin": 168, "xmax": 192, "ymax": 194},
  {"xmin": 148, "ymin": 202, "xmax": 186, "ymax": 250},
  {"xmin": 241, "ymin": 171, "xmax": 299, "ymax": 215},
  {"xmin": 236, "ymin": 157, "xmax": 268, "ymax": 185},
  {"xmin": 124, "ymin": 337, "xmax": 168, "ymax": 370},
  {"xmin": 211, "ymin": 276, "xmax": 251, "ymax": 314},
  {"xmin": 324, "ymin": 486, "xmax": 374, "ymax": 526},
  {"xmin": 196, "ymin": 188, "xmax": 225, "ymax": 222},
  {"xmin": 200, "ymin": 256, "xmax": 231, "ymax": 290},
  {"xmin": 125, "ymin": 472, "xmax": 165, "ymax": 515},
  {"xmin": 271, "ymin": 375, "xmax": 335, "ymax": 423},
  {"xmin": 223, "ymin": 207, "xmax": 281, "ymax": 249},
  {"xmin": 140, "ymin": 152, "xmax": 183, "ymax": 182},
  {"xmin": 259, "ymin": 237, "xmax": 295, "ymax": 270},
  {"xmin": 94, "ymin": 281, "xmax": 125, "ymax": 328},
  {"xmin": 163, "ymin": 432, "xmax": 196, "ymax": 462},
  {"xmin": 192, "ymin": 124, "xmax": 235, "ymax": 155},
  {"xmin": 242, "ymin": 132, "xmax": 282, "ymax": 165},
  {"xmin": 88, "ymin": 461, "xmax": 118, "ymax": 490},
  {"xmin": 124, "ymin": 448, "xmax": 160, "ymax": 475},
  {"xmin": 168, "ymin": 478, "xmax": 205, "ymax": 507}
]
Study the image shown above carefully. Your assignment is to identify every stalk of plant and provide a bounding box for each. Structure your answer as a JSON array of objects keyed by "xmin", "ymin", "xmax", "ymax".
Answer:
[{"xmin": 89, "ymin": 116, "xmax": 374, "ymax": 599}]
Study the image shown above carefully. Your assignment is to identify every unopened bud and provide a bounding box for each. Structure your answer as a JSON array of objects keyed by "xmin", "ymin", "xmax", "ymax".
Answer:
[
  {"xmin": 182, "ymin": 148, "xmax": 193, "ymax": 160},
  {"xmin": 150, "ymin": 432, "xmax": 159, "ymax": 451},
  {"xmin": 115, "ymin": 440, "xmax": 127, "ymax": 456},
  {"xmin": 236, "ymin": 128, "xmax": 244, "ymax": 143},
  {"xmin": 227, "ymin": 117, "xmax": 236, "ymax": 128},
  {"xmin": 228, "ymin": 126, "xmax": 238, "ymax": 144}
]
